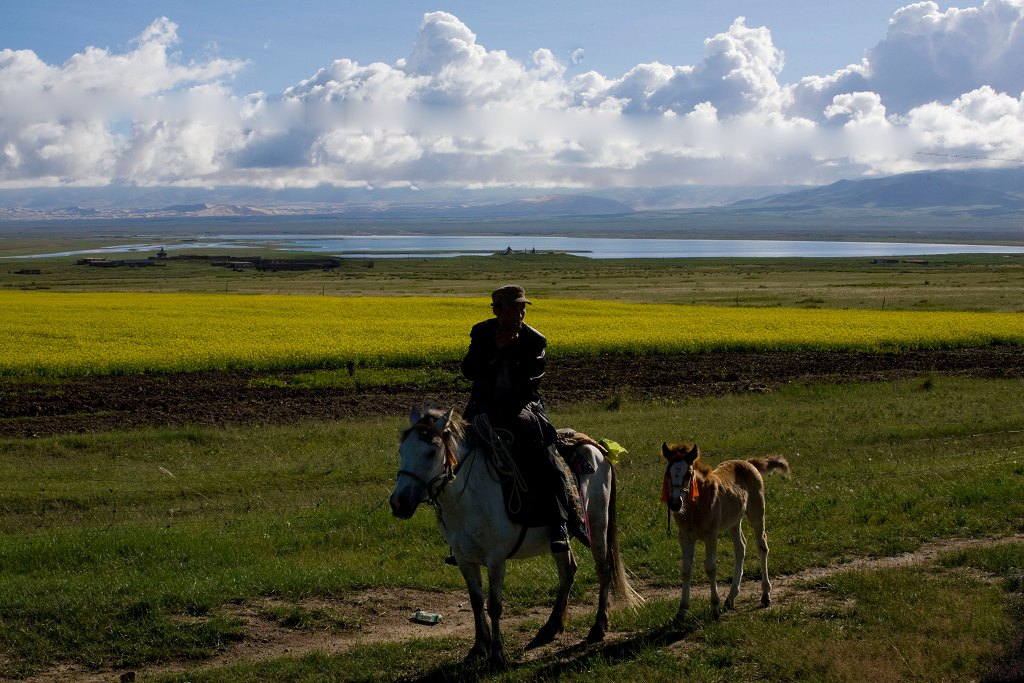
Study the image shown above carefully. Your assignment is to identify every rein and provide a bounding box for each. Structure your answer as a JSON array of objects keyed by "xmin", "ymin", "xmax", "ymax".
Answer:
[
  {"xmin": 395, "ymin": 463, "xmax": 462, "ymax": 506},
  {"xmin": 470, "ymin": 414, "xmax": 527, "ymax": 514},
  {"xmin": 399, "ymin": 411, "xmax": 530, "ymax": 560}
]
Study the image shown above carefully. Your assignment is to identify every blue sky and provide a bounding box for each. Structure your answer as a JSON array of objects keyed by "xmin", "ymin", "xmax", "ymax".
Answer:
[
  {"xmin": 3, "ymin": 1, "xmax": 909, "ymax": 95},
  {"xmin": 2, "ymin": 1, "xmax": 1024, "ymax": 194}
]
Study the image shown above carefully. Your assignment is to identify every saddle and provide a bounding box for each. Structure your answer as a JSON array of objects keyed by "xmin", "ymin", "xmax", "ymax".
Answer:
[{"xmin": 474, "ymin": 424, "xmax": 604, "ymax": 542}]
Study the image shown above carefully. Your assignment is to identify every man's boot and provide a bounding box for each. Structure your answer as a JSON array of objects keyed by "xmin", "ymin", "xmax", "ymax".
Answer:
[
  {"xmin": 549, "ymin": 522, "xmax": 570, "ymax": 554},
  {"xmin": 549, "ymin": 448, "xmax": 590, "ymax": 548}
]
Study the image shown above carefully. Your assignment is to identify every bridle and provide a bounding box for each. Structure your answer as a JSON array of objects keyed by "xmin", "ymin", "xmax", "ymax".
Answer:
[
  {"xmin": 661, "ymin": 455, "xmax": 696, "ymax": 503},
  {"xmin": 396, "ymin": 419, "xmax": 467, "ymax": 506},
  {"xmin": 662, "ymin": 453, "xmax": 699, "ymax": 536}
]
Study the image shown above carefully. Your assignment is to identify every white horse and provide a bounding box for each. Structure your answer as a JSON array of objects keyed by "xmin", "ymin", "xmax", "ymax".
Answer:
[{"xmin": 389, "ymin": 404, "xmax": 643, "ymax": 668}]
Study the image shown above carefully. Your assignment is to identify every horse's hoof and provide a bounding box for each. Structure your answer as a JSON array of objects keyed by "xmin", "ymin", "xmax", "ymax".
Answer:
[
  {"xmin": 525, "ymin": 633, "xmax": 555, "ymax": 650},
  {"xmin": 464, "ymin": 646, "xmax": 488, "ymax": 663},
  {"xmin": 761, "ymin": 595, "xmax": 772, "ymax": 608},
  {"xmin": 711, "ymin": 607, "xmax": 721, "ymax": 621},
  {"xmin": 487, "ymin": 653, "xmax": 507, "ymax": 671},
  {"xmin": 525, "ymin": 624, "xmax": 561, "ymax": 650},
  {"xmin": 585, "ymin": 624, "xmax": 606, "ymax": 644}
]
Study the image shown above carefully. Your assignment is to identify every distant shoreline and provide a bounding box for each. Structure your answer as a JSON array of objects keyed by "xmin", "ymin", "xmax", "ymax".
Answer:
[
  {"xmin": 6, "ymin": 234, "xmax": 1024, "ymax": 261},
  {"xmin": 3, "ymin": 210, "xmax": 1024, "ymax": 248}
]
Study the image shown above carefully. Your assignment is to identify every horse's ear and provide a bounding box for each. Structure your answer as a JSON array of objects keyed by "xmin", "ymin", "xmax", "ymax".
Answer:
[
  {"xmin": 662, "ymin": 442, "xmax": 673, "ymax": 460},
  {"xmin": 433, "ymin": 407, "xmax": 454, "ymax": 433},
  {"xmin": 685, "ymin": 444, "xmax": 700, "ymax": 463},
  {"xmin": 410, "ymin": 404, "xmax": 422, "ymax": 425}
]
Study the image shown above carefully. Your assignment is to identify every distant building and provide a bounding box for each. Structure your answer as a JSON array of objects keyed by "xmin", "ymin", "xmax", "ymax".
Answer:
[
  {"xmin": 871, "ymin": 258, "xmax": 929, "ymax": 265},
  {"xmin": 257, "ymin": 258, "xmax": 340, "ymax": 271},
  {"xmin": 84, "ymin": 258, "xmax": 163, "ymax": 268}
]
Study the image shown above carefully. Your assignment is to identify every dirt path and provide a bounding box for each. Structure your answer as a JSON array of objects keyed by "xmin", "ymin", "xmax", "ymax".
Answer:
[{"xmin": 28, "ymin": 533, "xmax": 1024, "ymax": 683}]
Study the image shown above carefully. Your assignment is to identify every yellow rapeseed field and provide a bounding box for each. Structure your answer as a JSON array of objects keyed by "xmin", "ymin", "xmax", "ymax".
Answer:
[{"xmin": 1, "ymin": 291, "xmax": 1021, "ymax": 376}]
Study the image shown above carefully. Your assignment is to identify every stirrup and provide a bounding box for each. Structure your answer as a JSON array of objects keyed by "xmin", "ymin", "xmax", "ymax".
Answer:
[
  {"xmin": 550, "ymin": 524, "xmax": 570, "ymax": 554},
  {"xmin": 550, "ymin": 538, "xmax": 570, "ymax": 554}
]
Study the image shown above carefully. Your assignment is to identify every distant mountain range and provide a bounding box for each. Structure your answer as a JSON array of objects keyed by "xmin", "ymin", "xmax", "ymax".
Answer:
[
  {"xmin": 731, "ymin": 168, "xmax": 1024, "ymax": 214},
  {"xmin": 1, "ymin": 167, "xmax": 1023, "ymax": 224}
]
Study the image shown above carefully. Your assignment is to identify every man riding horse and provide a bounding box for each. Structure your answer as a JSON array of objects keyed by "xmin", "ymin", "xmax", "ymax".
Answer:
[{"xmin": 459, "ymin": 284, "xmax": 586, "ymax": 557}]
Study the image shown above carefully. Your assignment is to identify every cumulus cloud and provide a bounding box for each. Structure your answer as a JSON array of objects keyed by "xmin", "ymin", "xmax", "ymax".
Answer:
[
  {"xmin": 790, "ymin": 0, "xmax": 1024, "ymax": 118},
  {"xmin": 0, "ymin": 17, "xmax": 247, "ymax": 187},
  {"xmin": 586, "ymin": 18, "xmax": 787, "ymax": 118},
  {"xmin": 1, "ymin": 5, "xmax": 1023, "ymax": 192}
]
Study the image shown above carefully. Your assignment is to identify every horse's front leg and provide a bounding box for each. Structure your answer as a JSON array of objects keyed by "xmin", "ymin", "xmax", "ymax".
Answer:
[
  {"xmin": 457, "ymin": 561, "xmax": 491, "ymax": 662},
  {"xmin": 705, "ymin": 535, "xmax": 721, "ymax": 620},
  {"xmin": 485, "ymin": 560, "xmax": 508, "ymax": 668},
  {"xmin": 675, "ymin": 535, "xmax": 696, "ymax": 622},
  {"xmin": 725, "ymin": 523, "xmax": 746, "ymax": 611},
  {"xmin": 526, "ymin": 548, "xmax": 577, "ymax": 649}
]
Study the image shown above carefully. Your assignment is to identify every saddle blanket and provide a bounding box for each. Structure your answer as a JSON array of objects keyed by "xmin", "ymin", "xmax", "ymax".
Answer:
[
  {"xmin": 474, "ymin": 424, "xmax": 618, "ymax": 542},
  {"xmin": 500, "ymin": 429, "xmax": 609, "ymax": 533},
  {"xmin": 555, "ymin": 428, "xmax": 605, "ymax": 475}
]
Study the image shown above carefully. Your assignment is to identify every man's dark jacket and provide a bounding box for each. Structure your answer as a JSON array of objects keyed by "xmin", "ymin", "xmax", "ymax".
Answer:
[
  {"xmin": 461, "ymin": 319, "xmax": 552, "ymax": 441},
  {"xmin": 461, "ymin": 318, "xmax": 563, "ymax": 526}
]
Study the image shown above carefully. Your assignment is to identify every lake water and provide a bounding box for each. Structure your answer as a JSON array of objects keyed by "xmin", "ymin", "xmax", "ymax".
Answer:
[{"xmin": 12, "ymin": 234, "xmax": 1024, "ymax": 259}]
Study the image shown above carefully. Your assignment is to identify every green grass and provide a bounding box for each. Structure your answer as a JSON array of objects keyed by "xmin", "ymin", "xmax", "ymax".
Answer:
[
  {"xmin": 1, "ymin": 376, "xmax": 1022, "ymax": 680},
  {"xmin": 145, "ymin": 550, "xmax": 1022, "ymax": 682},
  {"xmin": 3, "ymin": 250, "xmax": 1024, "ymax": 312}
]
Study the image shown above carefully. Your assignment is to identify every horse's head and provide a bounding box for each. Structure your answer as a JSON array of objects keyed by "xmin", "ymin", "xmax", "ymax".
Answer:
[
  {"xmin": 661, "ymin": 442, "xmax": 702, "ymax": 513},
  {"xmin": 389, "ymin": 403, "xmax": 465, "ymax": 519}
]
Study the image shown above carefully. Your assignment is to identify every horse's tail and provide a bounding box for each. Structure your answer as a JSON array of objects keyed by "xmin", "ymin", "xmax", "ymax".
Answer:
[
  {"xmin": 748, "ymin": 455, "xmax": 791, "ymax": 479},
  {"xmin": 607, "ymin": 463, "xmax": 645, "ymax": 609}
]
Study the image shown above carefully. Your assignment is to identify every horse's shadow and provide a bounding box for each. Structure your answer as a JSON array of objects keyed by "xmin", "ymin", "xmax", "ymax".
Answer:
[{"xmin": 399, "ymin": 622, "xmax": 696, "ymax": 682}]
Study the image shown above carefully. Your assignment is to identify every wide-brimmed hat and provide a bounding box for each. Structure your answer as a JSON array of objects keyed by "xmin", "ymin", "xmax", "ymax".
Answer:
[{"xmin": 491, "ymin": 284, "xmax": 531, "ymax": 306}]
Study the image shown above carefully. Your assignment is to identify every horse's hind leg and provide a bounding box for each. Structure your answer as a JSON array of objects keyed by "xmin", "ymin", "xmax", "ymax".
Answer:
[
  {"xmin": 586, "ymin": 557, "xmax": 611, "ymax": 644},
  {"xmin": 725, "ymin": 522, "xmax": 746, "ymax": 611},
  {"xmin": 749, "ymin": 493, "xmax": 772, "ymax": 608},
  {"xmin": 526, "ymin": 548, "xmax": 577, "ymax": 650},
  {"xmin": 585, "ymin": 462, "xmax": 612, "ymax": 643}
]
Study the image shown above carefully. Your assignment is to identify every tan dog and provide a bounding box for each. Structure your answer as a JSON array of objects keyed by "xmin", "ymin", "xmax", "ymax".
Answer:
[{"xmin": 661, "ymin": 442, "xmax": 790, "ymax": 620}]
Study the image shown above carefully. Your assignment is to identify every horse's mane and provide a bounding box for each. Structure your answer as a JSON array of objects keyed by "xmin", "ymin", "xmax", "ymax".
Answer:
[
  {"xmin": 402, "ymin": 403, "xmax": 468, "ymax": 444},
  {"xmin": 686, "ymin": 444, "xmax": 713, "ymax": 478}
]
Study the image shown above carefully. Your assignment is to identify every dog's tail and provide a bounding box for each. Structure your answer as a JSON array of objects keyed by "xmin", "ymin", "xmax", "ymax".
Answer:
[{"xmin": 748, "ymin": 455, "xmax": 791, "ymax": 478}]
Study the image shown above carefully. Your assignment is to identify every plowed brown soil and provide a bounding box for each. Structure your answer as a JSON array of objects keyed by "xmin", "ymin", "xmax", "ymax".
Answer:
[{"xmin": 3, "ymin": 347, "xmax": 1022, "ymax": 438}]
